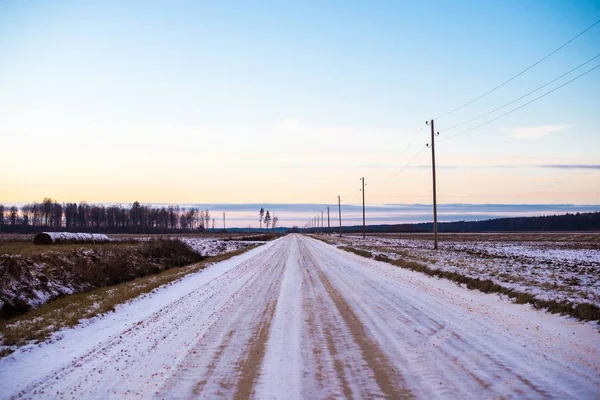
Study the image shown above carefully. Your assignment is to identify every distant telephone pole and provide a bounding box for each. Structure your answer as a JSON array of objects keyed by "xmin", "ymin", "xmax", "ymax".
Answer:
[
  {"xmin": 338, "ymin": 195, "xmax": 342, "ymax": 237},
  {"xmin": 223, "ymin": 212, "xmax": 226, "ymax": 232},
  {"xmin": 360, "ymin": 177, "xmax": 366, "ymax": 239},
  {"xmin": 427, "ymin": 119, "xmax": 439, "ymax": 250},
  {"xmin": 321, "ymin": 210, "xmax": 324, "ymax": 231},
  {"xmin": 327, "ymin": 206, "xmax": 330, "ymax": 230}
]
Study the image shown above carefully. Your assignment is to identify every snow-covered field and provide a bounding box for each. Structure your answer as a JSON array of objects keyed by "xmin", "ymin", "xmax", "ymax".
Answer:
[
  {"xmin": 181, "ymin": 236, "xmax": 265, "ymax": 256},
  {"xmin": 328, "ymin": 233, "xmax": 600, "ymax": 307},
  {"xmin": 109, "ymin": 234, "xmax": 267, "ymax": 257},
  {"xmin": 1, "ymin": 234, "xmax": 599, "ymax": 398}
]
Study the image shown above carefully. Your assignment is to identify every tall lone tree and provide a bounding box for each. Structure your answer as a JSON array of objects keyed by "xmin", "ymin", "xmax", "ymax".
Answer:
[
  {"xmin": 204, "ymin": 209, "xmax": 210, "ymax": 231},
  {"xmin": 264, "ymin": 210, "xmax": 271, "ymax": 231},
  {"xmin": 259, "ymin": 207, "xmax": 265, "ymax": 231}
]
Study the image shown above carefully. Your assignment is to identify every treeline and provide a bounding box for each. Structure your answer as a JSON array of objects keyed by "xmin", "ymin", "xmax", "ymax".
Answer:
[
  {"xmin": 431, "ymin": 212, "xmax": 600, "ymax": 232},
  {"xmin": 0, "ymin": 198, "xmax": 215, "ymax": 234},
  {"xmin": 314, "ymin": 212, "xmax": 600, "ymax": 233}
]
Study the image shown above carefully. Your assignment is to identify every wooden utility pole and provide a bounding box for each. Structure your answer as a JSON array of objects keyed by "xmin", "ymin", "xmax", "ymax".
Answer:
[
  {"xmin": 428, "ymin": 119, "xmax": 439, "ymax": 250},
  {"xmin": 360, "ymin": 177, "xmax": 366, "ymax": 239},
  {"xmin": 321, "ymin": 211, "xmax": 324, "ymax": 231},
  {"xmin": 327, "ymin": 206, "xmax": 330, "ymax": 230},
  {"xmin": 223, "ymin": 212, "xmax": 226, "ymax": 232},
  {"xmin": 337, "ymin": 196, "xmax": 342, "ymax": 237}
]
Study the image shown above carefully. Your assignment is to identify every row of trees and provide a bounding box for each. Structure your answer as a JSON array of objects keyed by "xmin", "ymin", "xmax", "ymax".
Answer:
[
  {"xmin": 259, "ymin": 207, "xmax": 279, "ymax": 231},
  {"xmin": 327, "ymin": 212, "xmax": 600, "ymax": 233},
  {"xmin": 0, "ymin": 198, "xmax": 215, "ymax": 234}
]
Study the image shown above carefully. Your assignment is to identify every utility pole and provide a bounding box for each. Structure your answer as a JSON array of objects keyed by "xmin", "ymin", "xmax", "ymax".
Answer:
[
  {"xmin": 360, "ymin": 177, "xmax": 366, "ymax": 239},
  {"xmin": 427, "ymin": 119, "xmax": 439, "ymax": 250},
  {"xmin": 327, "ymin": 206, "xmax": 330, "ymax": 231},
  {"xmin": 223, "ymin": 212, "xmax": 226, "ymax": 232},
  {"xmin": 338, "ymin": 195, "xmax": 342, "ymax": 237},
  {"xmin": 321, "ymin": 210, "xmax": 324, "ymax": 231}
]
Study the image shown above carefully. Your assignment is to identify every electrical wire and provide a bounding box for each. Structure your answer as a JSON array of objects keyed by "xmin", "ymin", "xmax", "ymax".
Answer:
[
  {"xmin": 393, "ymin": 145, "xmax": 428, "ymax": 175},
  {"xmin": 441, "ymin": 53, "xmax": 600, "ymax": 133},
  {"xmin": 398, "ymin": 123, "xmax": 427, "ymax": 158},
  {"xmin": 438, "ymin": 63, "xmax": 600, "ymax": 142},
  {"xmin": 435, "ymin": 18, "xmax": 600, "ymax": 119}
]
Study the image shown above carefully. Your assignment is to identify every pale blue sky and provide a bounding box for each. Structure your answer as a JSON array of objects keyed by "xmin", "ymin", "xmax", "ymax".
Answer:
[{"xmin": 1, "ymin": 0, "xmax": 599, "ymax": 209}]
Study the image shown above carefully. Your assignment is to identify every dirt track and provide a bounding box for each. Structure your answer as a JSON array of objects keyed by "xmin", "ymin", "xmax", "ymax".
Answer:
[{"xmin": 1, "ymin": 234, "xmax": 599, "ymax": 399}]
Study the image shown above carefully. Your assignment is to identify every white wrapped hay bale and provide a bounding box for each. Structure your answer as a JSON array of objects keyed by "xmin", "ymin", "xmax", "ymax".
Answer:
[{"xmin": 33, "ymin": 232, "xmax": 110, "ymax": 245}]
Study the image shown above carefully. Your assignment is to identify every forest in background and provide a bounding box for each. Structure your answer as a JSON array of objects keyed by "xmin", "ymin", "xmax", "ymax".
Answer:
[
  {"xmin": 0, "ymin": 198, "xmax": 213, "ymax": 234},
  {"xmin": 1, "ymin": 198, "xmax": 599, "ymax": 234},
  {"xmin": 0, "ymin": 198, "xmax": 281, "ymax": 234},
  {"xmin": 321, "ymin": 211, "xmax": 600, "ymax": 233}
]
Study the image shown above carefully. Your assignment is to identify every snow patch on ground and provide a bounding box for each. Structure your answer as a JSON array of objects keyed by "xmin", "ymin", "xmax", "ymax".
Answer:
[{"xmin": 181, "ymin": 237, "xmax": 264, "ymax": 257}]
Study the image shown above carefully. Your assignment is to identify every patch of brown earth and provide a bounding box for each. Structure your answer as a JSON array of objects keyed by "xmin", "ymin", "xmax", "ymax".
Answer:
[{"xmin": 232, "ymin": 298, "xmax": 278, "ymax": 400}]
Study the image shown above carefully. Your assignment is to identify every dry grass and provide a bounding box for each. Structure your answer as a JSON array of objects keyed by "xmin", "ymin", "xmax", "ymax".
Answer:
[
  {"xmin": 0, "ymin": 240, "xmax": 136, "ymax": 256},
  {"xmin": 338, "ymin": 246, "xmax": 373, "ymax": 258},
  {"xmin": 0, "ymin": 245, "xmax": 259, "ymax": 354},
  {"xmin": 309, "ymin": 235, "xmax": 341, "ymax": 246}
]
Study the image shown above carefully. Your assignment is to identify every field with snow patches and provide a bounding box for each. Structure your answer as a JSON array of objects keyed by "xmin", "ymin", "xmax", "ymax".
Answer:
[
  {"xmin": 106, "ymin": 233, "xmax": 270, "ymax": 257},
  {"xmin": 326, "ymin": 233, "xmax": 600, "ymax": 309},
  {"xmin": 180, "ymin": 237, "xmax": 266, "ymax": 256}
]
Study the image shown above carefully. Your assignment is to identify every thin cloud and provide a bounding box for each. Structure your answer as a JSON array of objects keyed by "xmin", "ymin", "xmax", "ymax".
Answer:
[
  {"xmin": 509, "ymin": 124, "xmax": 572, "ymax": 140},
  {"xmin": 405, "ymin": 164, "xmax": 600, "ymax": 170},
  {"xmin": 539, "ymin": 164, "xmax": 600, "ymax": 170}
]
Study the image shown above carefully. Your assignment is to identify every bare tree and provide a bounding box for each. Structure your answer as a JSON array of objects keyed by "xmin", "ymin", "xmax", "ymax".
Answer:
[
  {"xmin": 259, "ymin": 207, "xmax": 264, "ymax": 231},
  {"xmin": 42, "ymin": 197, "xmax": 53, "ymax": 226},
  {"xmin": 272, "ymin": 215, "xmax": 279, "ymax": 231},
  {"xmin": 204, "ymin": 209, "xmax": 210, "ymax": 232},
  {"xmin": 9, "ymin": 206, "xmax": 18, "ymax": 226},
  {"xmin": 21, "ymin": 204, "xmax": 31, "ymax": 226}
]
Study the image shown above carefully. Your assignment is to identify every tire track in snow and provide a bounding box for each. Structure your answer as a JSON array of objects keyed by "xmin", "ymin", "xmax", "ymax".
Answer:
[
  {"xmin": 154, "ymin": 239, "xmax": 288, "ymax": 399},
  {"xmin": 256, "ymin": 234, "xmax": 411, "ymax": 399},
  {"xmin": 300, "ymin": 239, "xmax": 412, "ymax": 399}
]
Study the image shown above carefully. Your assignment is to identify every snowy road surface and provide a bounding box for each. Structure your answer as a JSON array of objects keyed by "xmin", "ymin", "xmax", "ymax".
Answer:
[{"xmin": 1, "ymin": 234, "xmax": 599, "ymax": 399}]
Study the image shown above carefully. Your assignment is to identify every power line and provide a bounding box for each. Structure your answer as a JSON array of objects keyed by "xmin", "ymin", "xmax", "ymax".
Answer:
[
  {"xmin": 442, "ymin": 53, "xmax": 600, "ymax": 133},
  {"xmin": 394, "ymin": 145, "xmax": 427, "ymax": 174},
  {"xmin": 435, "ymin": 18, "xmax": 600, "ymax": 119},
  {"xmin": 398, "ymin": 124, "xmax": 427, "ymax": 158},
  {"xmin": 439, "ymin": 63, "xmax": 600, "ymax": 142}
]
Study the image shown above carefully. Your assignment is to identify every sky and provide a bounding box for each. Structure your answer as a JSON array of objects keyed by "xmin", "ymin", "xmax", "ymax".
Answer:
[{"xmin": 1, "ymin": 0, "xmax": 599, "ymax": 226}]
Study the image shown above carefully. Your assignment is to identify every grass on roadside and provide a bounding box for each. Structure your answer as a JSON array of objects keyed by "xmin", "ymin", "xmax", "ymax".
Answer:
[
  {"xmin": 308, "ymin": 235, "xmax": 339, "ymax": 246},
  {"xmin": 0, "ymin": 240, "xmax": 139, "ymax": 257},
  {"xmin": 0, "ymin": 245, "xmax": 259, "ymax": 356}
]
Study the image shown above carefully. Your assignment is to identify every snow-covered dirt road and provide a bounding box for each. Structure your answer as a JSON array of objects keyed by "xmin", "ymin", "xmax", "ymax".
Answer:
[{"xmin": 1, "ymin": 234, "xmax": 599, "ymax": 399}]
